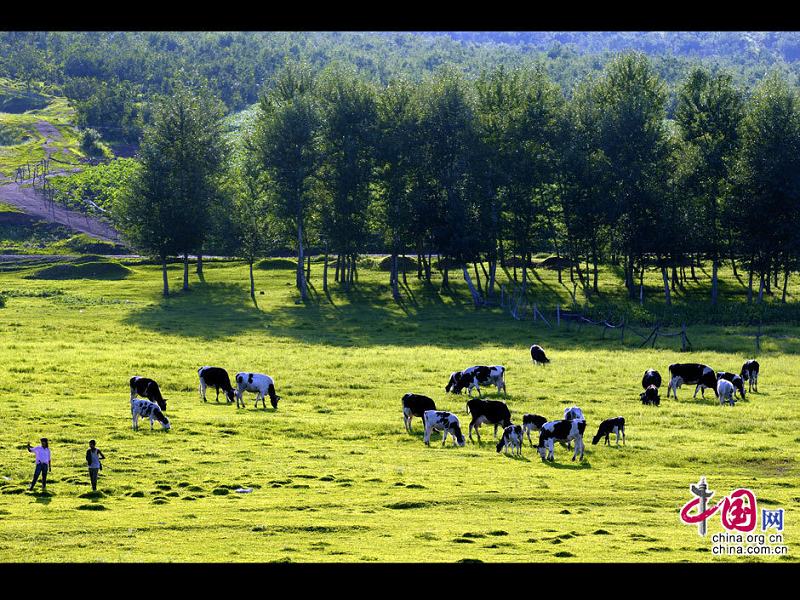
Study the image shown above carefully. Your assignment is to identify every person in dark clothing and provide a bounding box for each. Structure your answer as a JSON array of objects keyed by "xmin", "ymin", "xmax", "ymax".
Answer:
[{"xmin": 85, "ymin": 440, "xmax": 105, "ymax": 492}]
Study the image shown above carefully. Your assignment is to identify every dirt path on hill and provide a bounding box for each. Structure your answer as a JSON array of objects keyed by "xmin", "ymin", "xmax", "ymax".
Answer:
[{"xmin": 0, "ymin": 176, "xmax": 123, "ymax": 244}]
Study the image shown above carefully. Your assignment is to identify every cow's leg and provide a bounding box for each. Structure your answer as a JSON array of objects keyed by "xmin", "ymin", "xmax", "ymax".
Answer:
[
  {"xmin": 474, "ymin": 423, "xmax": 482, "ymax": 444},
  {"xmin": 200, "ymin": 379, "xmax": 207, "ymax": 402},
  {"xmin": 132, "ymin": 414, "xmax": 138, "ymax": 431},
  {"xmin": 215, "ymin": 387, "xmax": 220, "ymax": 402},
  {"xmin": 526, "ymin": 428, "xmax": 533, "ymax": 447},
  {"xmin": 494, "ymin": 423, "xmax": 499, "ymax": 439},
  {"xmin": 150, "ymin": 417, "xmax": 154, "ymax": 430}
]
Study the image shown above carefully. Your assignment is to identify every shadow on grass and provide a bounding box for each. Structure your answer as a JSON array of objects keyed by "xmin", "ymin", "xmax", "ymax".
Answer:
[{"xmin": 539, "ymin": 459, "xmax": 592, "ymax": 470}]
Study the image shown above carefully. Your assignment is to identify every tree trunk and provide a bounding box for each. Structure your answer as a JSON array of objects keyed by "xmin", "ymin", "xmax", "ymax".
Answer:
[
  {"xmin": 402, "ymin": 252, "xmax": 408, "ymax": 285},
  {"xmin": 162, "ymin": 257, "xmax": 169, "ymax": 297},
  {"xmin": 671, "ymin": 265, "xmax": 678, "ymax": 293},
  {"xmin": 782, "ymin": 268, "xmax": 790, "ymax": 303},
  {"xmin": 197, "ymin": 254, "xmax": 203, "ymax": 276},
  {"xmin": 417, "ymin": 253, "xmax": 423, "ymax": 279},
  {"xmin": 592, "ymin": 240, "xmax": 599, "ymax": 294},
  {"xmin": 473, "ymin": 262, "xmax": 483, "ymax": 295},
  {"xmin": 183, "ymin": 253, "xmax": 189, "ymax": 291},
  {"xmin": 556, "ymin": 249, "xmax": 562, "ymax": 284},
  {"xmin": 747, "ymin": 264, "xmax": 754, "ymax": 304},
  {"xmin": 323, "ymin": 244, "xmax": 329, "ymax": 294},
  {"xmin": 711, "ymin": 257, "xmax": 719, "ymax": 306},
  {"xmin": 757, "ymin": 271, "xmax": 765, "ymax": 304},
  {"xmin": 462, "ymin": 265, "xmax": 483, "ymax": 307},
  {"xmin": 391, "ymin": 252, "xmax": 399, "ymax": 300},
  {"xmin": 306, "ymin": 254, "xmax": 311, "ymax": 283},
  {"xmin": 731, "ymin": 255, "xmax": 739, "ymax": 278},
  {"xmin": 661, "ymin": 264, "xmax": 671, "ymax": 306},
  {"xmin": 639, "ymin": 260, "xmax": 644, "ymax": 306},
  {"xmin": 249, "ymin": 259, "xmax": 255, "ymax": 301},
  {"xmin": 488, "ymin": 259, "xmax": 497, "ymax": 298},
  {"xmin": 297, "ymin": 221, "xmax": 307, "ymax": 300}
]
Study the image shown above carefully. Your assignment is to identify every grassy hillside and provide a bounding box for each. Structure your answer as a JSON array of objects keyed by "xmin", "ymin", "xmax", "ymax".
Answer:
[
  {"xmin": 0, "ymin": 258, "xmax": 796, "ymax": 562},
  {"xmin": 0, "ymin": 78, "xmax": 87, "ymax": 177}
]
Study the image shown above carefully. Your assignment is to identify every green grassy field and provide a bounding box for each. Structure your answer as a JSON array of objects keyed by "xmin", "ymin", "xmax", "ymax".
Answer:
[{"xmin": 0, "ymin": 257, "xmax": 797, "ymax": 562}]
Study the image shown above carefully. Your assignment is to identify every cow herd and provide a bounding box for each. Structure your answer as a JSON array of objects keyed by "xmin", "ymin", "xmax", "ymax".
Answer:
[
  {"xmin": 403, "ymin": 346, "xmax": 762, "ymax": 463},
  {"xmin": 125, "ymin": 348, "xmax": 762, "ymax": 469},
  {"xmin": 127, "ymin": 366, "xmax": 282, "ymax": 431}
]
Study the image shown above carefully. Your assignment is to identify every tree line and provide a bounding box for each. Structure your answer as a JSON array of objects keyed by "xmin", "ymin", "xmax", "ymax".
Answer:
[
  {"xmin": 114, "ymin": 53, "xmax": 800, "ymax": 308},
  {"xmin": 4, "ymin": 31, "xmax": 798, "ymax": 144}
]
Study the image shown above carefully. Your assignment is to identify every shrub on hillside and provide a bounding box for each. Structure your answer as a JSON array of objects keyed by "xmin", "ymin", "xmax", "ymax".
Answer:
[
  {"xmin": 256, "ymin": 258, "xmax": 297, "ymax": 270},
  {"xmin": 52, "ymin": 234, "xmax": 127, "ymax": 255},
  {"xmin": 27, "ymin": 260, "xmax": 132, "ymax": 280},
  {"xmin": 377, "ymin": 255, "xmax": 418, "ymax": 271}
]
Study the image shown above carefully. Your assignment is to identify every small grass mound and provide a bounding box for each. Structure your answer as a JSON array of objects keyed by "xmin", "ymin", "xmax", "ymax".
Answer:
[
  {"xmin": 377, "ymin": 255, "xmax": 418, "ymax": 271},
  {"xmin": 28, "ymin": 260, "xmax": 132, "ymax": 280},
  {"xmin": 76, "ymin": 504, "xmax": 107, "ymax": 511},
  {"xmin": 51, "ymin": 234, "xmax": 128, "ymax": 255},
  {"xmin": 257, "ymin": 258, "xmax": 297, "ymax": 270}
]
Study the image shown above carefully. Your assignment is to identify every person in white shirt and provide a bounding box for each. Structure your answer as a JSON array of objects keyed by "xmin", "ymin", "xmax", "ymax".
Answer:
[
  {"xmin": 85, "ymin": 440, "xmax": 105, "ymax": 492},
  {"xmin": 27, "ymin": 438, "xmax": 51, "ymax": 493}
]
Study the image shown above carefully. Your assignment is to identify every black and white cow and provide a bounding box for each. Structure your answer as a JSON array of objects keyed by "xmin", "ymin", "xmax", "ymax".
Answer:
[
  {"xmin": 198, "ymin": 366, "xmax": 236, "ymax": 403},
  {"xmin": 131, "ymin": 399, "xmax": 171, "ymax": 431},
  {"xmin": 563, "ymin": 406, "xmax": 585, "ymax": 421},
  {"xmin": 640, "ymin": 385, "xmax": 660, "ymax": 406},
  {"xmin": 522, "ymin": 414, "xmax": 548, "ymax": 447},
  {"xmin": 401, "ymin": 393, "xmax": 436, "ymax": 433},
  {"xmin": 741, "ymin": 360, "xmax": 760, "ymax": 393},
  {"xmin": 641, "ymin": 369, "xmax": 662, "ymax": 390},
  {"xmin": 592, "ymin": 417, "xmax": 625, "ymax": 446},
  {"xmin": 445, "ymin": 366, "xmax": 506, "ymax": 397},
  {"xmin": 537, "ymin": 419, "xmax": 586, "ymax": 462},
  {"xmin": 235, "ymin": 372, "xmax": 281, "ymax": 410},
  {"xmin": 496, "ymin": 424, "xmax": 524, "ymax": 456},
  {"xmin": 466, "ymin": 398, "xmax": 512, "ymax": 443},
  {"xmin": 667, "ymin": 363, "xmax": 718, "ymax": 400},
  {"xmin": 422, "ymin": 410, "xmax": 465, "ymax": 447},
  {"xmin": 717, "ymin": 378, "xmax": 736, "ymax": 406},
  {"xmin": 530, "ymin": 345, "xmax": 550, "ymax": 365},
  {"xmin": 716, "ymin": 372, "xmax": 746, "ymax": 400},
  {"xmin": 129, "ymin": 376, "xmax": 167, "ymax": 411}
]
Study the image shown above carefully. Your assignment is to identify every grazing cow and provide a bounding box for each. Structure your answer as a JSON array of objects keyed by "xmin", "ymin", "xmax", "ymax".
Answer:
[
  {"xmin": 445, "ymin": 366, "xmax": 506, "ymax": 397},
  {"xmin": 466, "ymin": 398, "xmax": 512, "ymax": 444},
  {"xmin": 537, "ymin": 419, "xmax": 586, "ymax": 462},
  {"xmin": 522, "ymin": 414, "xmax": 548, "ymax": 447},
  {"xmin": 198, "ymin": 366, "xmax": 236, "ymax": 403},
  {"xmin": 530, "ymin": 345, "xmax": 550, "ymax": 365},
  {"xmin": 717, "ymin": 378, "xmax": 736, "ymax": 406},
  {"xmin": 641, "ymin": 369, "xmax": 662, "ymax": 390},
  {"xmin": 129, "ymin": 376, "xmax": 167, "ymax": 411},
  {"xmin": 741, "ymin": 360, "xmax": 760, "ymax": 393},
  {"xmin": 235, "ymin": 372, "xmax": 281, "ymax": 410},
  {"xmin": 401, "ymin": 393, "xmax": 436, "ymax": 433},
  {"xmin": 497, "ymin": 424, "xmax": 524, "ymax": 456},
  {"xmin": 422, "ymin": 411, "xmax": 465, "ymax": 447},
  {"xmin": 640, "ymin": 385, "xmax": 661, "ymax": 406},
  {"xmin": 592, "ymin": 417, "xmax": 626, "ymax": 446},
  {"xmin": 716, "ymin": 372, "xmax": 746, "ymax": 400},
  {"xmin": 667, "ymin": 363, "xmax": 718, "ymax": 400},
  {"xmin": 131, "ymin": 399, "xmax": 171, "ymax": 431}
]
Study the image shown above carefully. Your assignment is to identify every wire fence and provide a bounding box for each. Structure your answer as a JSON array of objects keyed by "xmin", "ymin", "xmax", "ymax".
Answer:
[{"xmin": 497, "ymin": 282, "xmax": 783, "ymax": 355}]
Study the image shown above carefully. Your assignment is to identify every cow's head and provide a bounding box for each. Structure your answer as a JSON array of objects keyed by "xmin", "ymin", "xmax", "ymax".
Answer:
[
  {"xmin": 157, "ymin": 411, "xmax": 171, "ymax": 431},
  {"xmin": 449, "ymin": 422, "xmax": 465, "ymax": 447},
  {"xmin": 591, "ymin": 431, "xmax": 603, "ymax": 445},
  {"xmin": 445, "ymin": 371, "xmax": 462, "ymax": 394},
  {"xmin": 270, "ymin": 395, "xmax": 281, "ymax": 410},
  {"xmin": 225, "ymin": 389, "xmax": 236, "ymax": 403},
  {"xmin": 733, "ymin": 376, "xmax": 746, "ymax": 399}
]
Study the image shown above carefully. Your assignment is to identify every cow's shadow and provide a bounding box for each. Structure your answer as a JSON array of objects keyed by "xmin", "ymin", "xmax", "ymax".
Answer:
[{"xmin": 539, "ymin": 458, "xmax": 592, "ymax": 470}]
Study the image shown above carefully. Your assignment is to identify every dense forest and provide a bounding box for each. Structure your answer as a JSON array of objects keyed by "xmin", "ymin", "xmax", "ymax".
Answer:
[
  {"xmin": 2, "ymin": 31, "xmax": 799, "ymax": 143},
  {"xmin": 99, "ymin": 52, "xmax": 800, "ymax": 311}
]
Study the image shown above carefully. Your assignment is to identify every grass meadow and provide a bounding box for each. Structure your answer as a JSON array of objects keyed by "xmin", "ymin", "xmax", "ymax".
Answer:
[{"xmin": 0, "ymin": 257, "xmax": 797, "ymax": 562}]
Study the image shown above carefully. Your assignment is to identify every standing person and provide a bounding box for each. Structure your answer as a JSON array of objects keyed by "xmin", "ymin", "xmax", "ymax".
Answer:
[
  {"xmin": 85, "ymin": 440, "xmax": 105, "ymax": 492},
  {"xmin": 27, "ymin": 438, "xmax": 51, "ymax": 493}
]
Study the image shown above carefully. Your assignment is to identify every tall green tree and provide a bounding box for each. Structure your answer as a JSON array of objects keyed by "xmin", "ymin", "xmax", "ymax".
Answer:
[
  {"xmin": 116, "ymin": 84, "xmax": 227, "ymax": 296},
  {"xmin": 317, "ymin": 66, "xmax": 378, "ymax": 291},
  {"xmin": 254, "ymin": 62, "xmax": 322, "ymax": 301},
  {"xmin": 729, "ymin": 72, "xmax": 800, "ymax": 303},
  {"xmin": 676, "ymin": 67, "xmax": 743, "ymax": 305}
]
